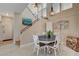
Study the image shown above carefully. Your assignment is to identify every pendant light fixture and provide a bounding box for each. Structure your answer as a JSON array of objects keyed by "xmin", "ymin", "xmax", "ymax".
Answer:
[
  {"xmin": 33, "ymin": 3, "xmax": 38, "ymax": 8},
  {"xmin": 35, "ymin": 3, "xmax": 38, "ymax": 7},
  {"xmin": 32, "ymin": 3, "xmax": 38, "ymax": 8},
  {"xmin": 50, "ymin": 3, "xmax": 54, "ymax": 16}
]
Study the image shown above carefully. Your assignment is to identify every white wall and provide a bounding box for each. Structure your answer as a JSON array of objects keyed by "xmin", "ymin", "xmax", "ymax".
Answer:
[
  {"xmin": 0, "ymin": 3, "xmax": 27, "ymax": 13},
  {"xmin": 13, "ymin": 13, "xmax": 21, "ymax": 43},
  {"xmin": 61, "ymin": 3, "xmax": 72, "ymax": 11}
]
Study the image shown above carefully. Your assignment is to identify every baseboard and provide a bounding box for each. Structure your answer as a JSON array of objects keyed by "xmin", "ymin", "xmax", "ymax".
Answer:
[
  {"xmin": 3, "ymin": 39, "xmax": 13, "ymax": 41},
  {"xmin": 20, "ymin": 42, "xmax": 34, "ymax": 48}
]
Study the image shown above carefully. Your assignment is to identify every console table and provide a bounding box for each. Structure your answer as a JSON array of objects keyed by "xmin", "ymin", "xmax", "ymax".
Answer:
[{"xmin": 66, "ymin": 36, "xmax": 79, "ymax": 52}]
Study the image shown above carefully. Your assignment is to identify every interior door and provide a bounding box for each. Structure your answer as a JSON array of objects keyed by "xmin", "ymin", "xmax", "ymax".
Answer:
[{"xmin": 2, "ymin": 16, "xmax": 13, "ymax": 40}]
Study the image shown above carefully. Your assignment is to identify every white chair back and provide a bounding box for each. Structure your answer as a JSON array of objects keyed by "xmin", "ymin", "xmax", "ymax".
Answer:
[
  {"xmin": 55, "ymin": 34, "xmax": 61, "ymax": 46},
  {"xmin": 33, "ymin": 35, "xmax": 39, "ymax": 46}
]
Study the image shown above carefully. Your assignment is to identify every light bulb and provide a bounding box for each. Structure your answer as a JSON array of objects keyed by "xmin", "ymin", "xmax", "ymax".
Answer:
[{"xmin": 50, "ymin": 11, "xmax": 54, "ymax": 16}]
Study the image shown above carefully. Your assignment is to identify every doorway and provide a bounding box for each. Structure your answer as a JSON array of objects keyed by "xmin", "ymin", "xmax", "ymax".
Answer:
[{"xmin": 0, "ymin": 16, "xmax": 13, "ymax": 46}]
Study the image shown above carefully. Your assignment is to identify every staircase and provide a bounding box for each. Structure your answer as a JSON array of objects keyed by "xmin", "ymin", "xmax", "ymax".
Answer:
[
  {"xmin": 20, "ymin": 4, "xmax": 47, "ymax": 34},
  {"xmin": 14, "ymin": 4, "xmax": 48, "ymax": 46}
]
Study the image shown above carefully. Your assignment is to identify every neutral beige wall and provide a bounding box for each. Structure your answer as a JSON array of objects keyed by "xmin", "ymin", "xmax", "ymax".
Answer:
[
  {"xmin": 20, "ymin": 19, "xmax": 47, "ymax": 45},
  {"xmin": 48, "ymin": 4, "xmax": 79, "ymax": 37}
]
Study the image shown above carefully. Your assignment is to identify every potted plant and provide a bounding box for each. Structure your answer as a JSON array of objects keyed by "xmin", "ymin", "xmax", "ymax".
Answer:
[{"xmin": 47, "ymin": 30, "xmax": 53, "ymax": 38}]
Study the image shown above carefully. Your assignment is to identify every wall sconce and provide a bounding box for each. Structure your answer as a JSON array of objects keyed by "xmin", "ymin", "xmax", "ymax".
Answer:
[{"xmin": 50, "ymin": 3, "xmax": 54, "ymax": 16}]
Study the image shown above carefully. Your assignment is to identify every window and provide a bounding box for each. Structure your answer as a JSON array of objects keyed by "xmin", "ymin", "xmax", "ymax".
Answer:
[{"xmin": 42, "ymin": 3, "xmax": 47, "ymax": 18}]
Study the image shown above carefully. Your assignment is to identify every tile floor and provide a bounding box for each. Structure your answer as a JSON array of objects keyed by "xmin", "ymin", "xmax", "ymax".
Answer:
[{"xmin": 0, "ymin": 42, "xmax": 78, "ymax": 56}]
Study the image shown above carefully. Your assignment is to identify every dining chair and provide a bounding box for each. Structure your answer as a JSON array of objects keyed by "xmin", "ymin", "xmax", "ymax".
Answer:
[
  {"xmin": 47, "ymin": 35, "xmax": 61, "ymax": 56},
  {"xmin": 54, "ymin": 35, "xmax": 61, "ymax": 55},
  {"xmin": 33, "ymin": 35, "xmax": 46, "ymax": 56}
]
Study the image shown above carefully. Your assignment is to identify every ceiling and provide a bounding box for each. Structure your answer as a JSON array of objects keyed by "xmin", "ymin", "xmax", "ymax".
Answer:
[{"xmin": 0, "ymin": 3, "xmax": 27, "ymax": 13}]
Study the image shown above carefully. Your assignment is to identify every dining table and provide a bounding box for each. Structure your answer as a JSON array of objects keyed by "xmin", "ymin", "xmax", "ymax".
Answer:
[{"xmin": 38, "ymin": 35, "xmax": 56, "ymax": 43}]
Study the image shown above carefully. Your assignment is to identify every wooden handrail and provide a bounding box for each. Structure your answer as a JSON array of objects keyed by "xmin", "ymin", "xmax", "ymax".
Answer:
[
  {"xmin": 20, "ymin": 20, "xmax": 38, "ymax": 34},
  {"xmin": 20, "ymin": 4, "xmax": 47, "ymax": 34}
]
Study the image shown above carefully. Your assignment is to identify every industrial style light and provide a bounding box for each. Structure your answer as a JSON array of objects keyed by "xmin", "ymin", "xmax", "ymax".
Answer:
[
  {"xmin": 32, "ymin": 3, "xmax": 38, "ymax": 8},
  {"xmin": 34, "ymin": 3, "xmax": 38, "ymax": 7},
  {"xmin": 50, "ymin": 3, "xmax": 54, "ymax": 16}
]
